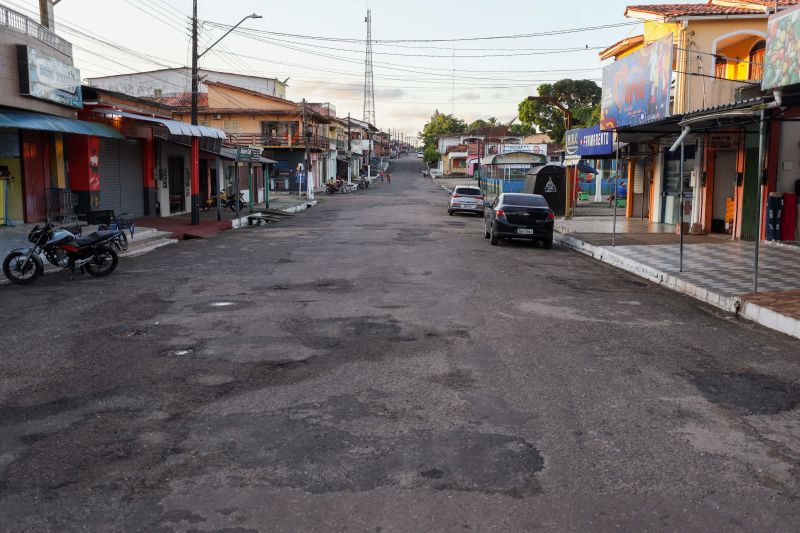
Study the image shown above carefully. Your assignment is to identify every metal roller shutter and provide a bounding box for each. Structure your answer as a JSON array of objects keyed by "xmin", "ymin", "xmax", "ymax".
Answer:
[{"xmin": 99, "ymin": 139, "xmax": 144, "ymax": 217}]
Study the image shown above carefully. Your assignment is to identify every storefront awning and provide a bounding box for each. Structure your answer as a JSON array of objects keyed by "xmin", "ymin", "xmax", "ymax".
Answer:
[
  {"xmin": 93, "ymin": 109, "xmax": 226, "ymax": 139},
  {"xmin": 0, "ymin": 109, "xmax": 124, "ymax": 138}
]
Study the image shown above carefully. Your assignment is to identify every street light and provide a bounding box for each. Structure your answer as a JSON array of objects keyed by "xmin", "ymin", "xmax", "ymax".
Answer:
[{"xmin": 189, "ymin": 4, "xmax": 261, "ymax": 225}]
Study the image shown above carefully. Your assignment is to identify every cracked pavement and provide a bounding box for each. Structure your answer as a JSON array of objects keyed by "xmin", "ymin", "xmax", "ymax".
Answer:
[{"xmin": 1, "ymin": 158, "xmax": 799, "ymax": 532}]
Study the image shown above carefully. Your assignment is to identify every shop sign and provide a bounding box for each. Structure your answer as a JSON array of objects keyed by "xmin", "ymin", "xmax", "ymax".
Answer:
[
  {"xmin": 708, "ymin": 134, "xmax": 738, "ymax": 150},
  {"xmin": 236, "ymin": 146, "xmax": 261, "ymax": 163},
  {"xmin": 566, "ymin": 125, "xmax": 614, "ymax": 157},
  {"xmin": 600, "ymin": 35, "xmax": 673, "ymax": 130},
  {"xmin": 500, "ymin": 143, "xmax": 547, "ymax": 155},
  {"xmin": 763, "ymin": 4, "xmax": 800, "ymax": 90},
  {"xmin": 17, "ymin": 45, "xmax": 82, "ymax": 109}
]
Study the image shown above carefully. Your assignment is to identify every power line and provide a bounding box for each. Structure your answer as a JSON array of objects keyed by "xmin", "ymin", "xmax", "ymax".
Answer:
[{"xmin": 203, "ymin": 20, "xmax": 639, "ymax": 44}]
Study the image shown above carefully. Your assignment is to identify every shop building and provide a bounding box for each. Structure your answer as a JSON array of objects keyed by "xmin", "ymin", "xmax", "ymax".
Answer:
[
  {"xmin": 0, "ymin": 4, "xmax": 122, "ymax": 225},
  {"xmin": 599, "ymin": 0, "xmax": 797, "ymax": 238},
  {"xmin": 80, "ymin": 86, "xmax": 227, "ymax": 218},
  {"xmin": 170, "ymin": 81, "xmax": 332, "ymax": 193}
]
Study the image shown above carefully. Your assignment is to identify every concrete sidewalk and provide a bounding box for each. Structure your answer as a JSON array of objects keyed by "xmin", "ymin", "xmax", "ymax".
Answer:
[{"xmin": 555, "ymin": 216, "xmax": 800, "ymax": 340}]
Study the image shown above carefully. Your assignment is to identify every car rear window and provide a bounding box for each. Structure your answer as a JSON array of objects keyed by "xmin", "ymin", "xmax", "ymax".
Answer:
[
  {"xmin": 502, "ymin": 194, "xmax": 548, "ymax": 207},
  {"xmin": 454, "ymin": 187, "xmax": 482, "ymax": 196}
]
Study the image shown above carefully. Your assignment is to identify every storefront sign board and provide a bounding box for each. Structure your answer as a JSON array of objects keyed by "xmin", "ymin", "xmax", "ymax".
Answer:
[
  {"xmin": 17, "ymin": 45, "xmax": 82, "ymax": 109},
  {"xmin": 566, "ymin": 125, "xmax": 614, "ymax": 158},
  {"xmin": 600, "ymin": 35, "xmax": 673, "ymax": 130},
  {"xmin": 763, "ymin": 4, "xmax": 800, "ymax": 90}
]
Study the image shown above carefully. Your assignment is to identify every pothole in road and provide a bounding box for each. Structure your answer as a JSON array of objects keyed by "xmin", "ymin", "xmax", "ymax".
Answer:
[
  {"xmin": 187, "ymin": 397, "xmax": 544, "ymax": 498},
  {"xmin": 688, "ymin": 370, "xmax": 800, "ymax": 415},
  {"xmin": 264, "ymin": 279, "xmax": 356, "ymax": 294}
]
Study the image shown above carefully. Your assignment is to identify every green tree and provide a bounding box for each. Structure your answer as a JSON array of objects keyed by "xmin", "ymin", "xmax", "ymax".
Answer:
[
  {"xmin": 418, "ymin": 110, "xmax": 466, "ymax": 150},
  {"xmin": 487, "ymin": 116, "xmax": 499, "ymax": 126},
  {"xmin": 423, "ymin": 145, "xmax": 440, "ymax": 164},
  {"xmin": 469, "ymin": 119, "xmax": 489, "ymax": 130},
  {"xmin": 509, "ymin": 123, "xmax": 536, "ymax": 136},
  {"xmin": 517, "ymin": 79, "xmax": 601, "ymax": 142}
]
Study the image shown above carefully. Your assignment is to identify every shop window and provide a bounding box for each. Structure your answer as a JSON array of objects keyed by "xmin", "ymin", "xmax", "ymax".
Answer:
[
  {"xmin": 748, "ymin": 40, "xmax": 765, "ymax": 80},
  {"xmin": 714, "ymin": 55, "xmax": 728, "ymax": 79}
]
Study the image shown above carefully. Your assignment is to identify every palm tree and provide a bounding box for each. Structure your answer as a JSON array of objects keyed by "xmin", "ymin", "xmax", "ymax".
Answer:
[{"xmin": 487, "ymin": 117, "xmax": 499, "ymax": 126}]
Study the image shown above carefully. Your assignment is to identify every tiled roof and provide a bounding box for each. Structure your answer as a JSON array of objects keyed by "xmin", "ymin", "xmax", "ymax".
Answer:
[
  {"xmin": 154, "ymin": 93, "xmax": 207, "ymax": 107},
  {"xmin": 626, "ymin": 0, "xmax": 798, "ymax": 17}
]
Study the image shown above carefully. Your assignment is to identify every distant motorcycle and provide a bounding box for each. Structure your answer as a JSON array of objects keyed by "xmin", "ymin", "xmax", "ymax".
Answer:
[
  {"xmin": 325, "ymin": 179, "xmax": 350, "ymax": 195},
  {"xmin": 3, "ymin": 223, "xmax": 119, "ymax": 285}
]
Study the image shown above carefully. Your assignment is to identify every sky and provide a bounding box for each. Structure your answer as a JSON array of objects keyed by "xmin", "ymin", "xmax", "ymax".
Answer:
[{"xmin": 14, "ymin": 0, "xmax": 701, "ymax": 139}]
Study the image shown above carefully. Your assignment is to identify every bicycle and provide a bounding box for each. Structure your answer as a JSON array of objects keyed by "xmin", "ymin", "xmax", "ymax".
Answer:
[{"xmin": 87, "ymin": 210, "xmax": 135, "ymax": 252}]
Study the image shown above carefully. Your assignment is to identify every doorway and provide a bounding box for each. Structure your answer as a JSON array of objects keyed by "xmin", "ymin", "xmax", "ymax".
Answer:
[
  {"xmin": 167, "ymin": 156, "xmax": 185, "ymax": 214},
  {"xmin": 712, "ymin": 151, "xmax": 737, "ymax": 233}
]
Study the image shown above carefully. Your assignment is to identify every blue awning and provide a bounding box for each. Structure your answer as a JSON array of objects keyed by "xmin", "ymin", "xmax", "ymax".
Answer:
[
  {"xmin": 0, "ymin": 109, "xmax": 124, "ymax": 138},
  {"xmin": 93, "ymin": 109, "xmax": 226, "ymax": 139}
]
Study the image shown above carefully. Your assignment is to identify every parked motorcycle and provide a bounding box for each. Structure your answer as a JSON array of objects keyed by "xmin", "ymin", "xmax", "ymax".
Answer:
[
  {"xmin": 355, "ymin": 178, "xmax": 369, "ymax": 190},
  {"xmin": 325, "ymin": 179, "xmax": 350, "ymax": 195},
  {"xmin": 2, "ymin": 223, "xmax": 119, "ymax": 285}
]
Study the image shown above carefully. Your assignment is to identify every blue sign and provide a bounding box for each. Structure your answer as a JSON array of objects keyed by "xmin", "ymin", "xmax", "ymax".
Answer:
[{"xmin": 565, "ymin": 125, "xmax": 614, "ymax": 158}]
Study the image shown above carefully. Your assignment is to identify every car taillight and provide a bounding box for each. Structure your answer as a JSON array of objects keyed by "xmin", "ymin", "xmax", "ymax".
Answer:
[
  {"xmin": 495, "ymin": 209, "xmax": 505, "ymax": 218},
  {"xmin": 477, "ymin": 195, "xmax": 484, "ymax": 200},
  {"xmin": 452, "ymin": 193, "xmax": 461, "ymax": 198},
  {"xmin": 547, "ymin": 211, "xmax": 555, "ymax": 221}
]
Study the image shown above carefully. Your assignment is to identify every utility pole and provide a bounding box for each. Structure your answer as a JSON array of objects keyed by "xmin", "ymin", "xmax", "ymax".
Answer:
[
  {"xmin": 190, "ymin": 0, "xmax": 200, "ymax": 225},
  {"xmin": 347, "ymin": 113, "xmax": 352, "ymax": 184},
  {"xmin": 190, "ymin": 8, "xmax": 261, "ymax": 225},
  {"xmin": 302, "ymin": 99, "xmax": 312, "ymax": 198}
]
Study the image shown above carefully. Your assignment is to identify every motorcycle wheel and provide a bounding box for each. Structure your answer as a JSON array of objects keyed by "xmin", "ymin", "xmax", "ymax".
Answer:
[
  {"xmin": 340, "ymin": 186, "xmax": 349, "ymax": 194},
  {"xmin": 2, "ymin": 251, "xmax": 43, "ymax": 285},
  {"xmin": 85, "ymin": 246, "xmax": 118, "ymax": 278},
  {"xmin": 114, "ymin": 231, "xmax": 129, "ymax": 252}
]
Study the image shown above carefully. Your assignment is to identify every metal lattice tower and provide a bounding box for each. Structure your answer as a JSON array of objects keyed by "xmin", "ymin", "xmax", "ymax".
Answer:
[{"xmin": 362, "ymin": 9, "xmax": 376, "ymax": 126}]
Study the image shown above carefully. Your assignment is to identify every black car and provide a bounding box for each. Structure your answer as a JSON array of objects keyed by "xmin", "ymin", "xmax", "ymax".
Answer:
[{"xmin": 484, "ymin": 193, "xmax": 555, "ymax": 248}]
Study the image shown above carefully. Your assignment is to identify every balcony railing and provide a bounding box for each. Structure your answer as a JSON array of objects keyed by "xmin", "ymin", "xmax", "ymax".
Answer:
[
  {"xmin": 686, "ymin": 77, "xmax": 758, "ymax": 113},
  {"xmin": 1, "ymin": 5, "xmax": 72, "ymax": 56},
  {"xmin": 229, "ymin": 133, "xmax": 335, "ymax": 150}
]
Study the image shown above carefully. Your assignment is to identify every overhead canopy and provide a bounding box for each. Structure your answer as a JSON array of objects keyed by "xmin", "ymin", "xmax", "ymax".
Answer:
[
  {"xmin": 482, "ymin": 151, "xmax": 548, "ymax": 166},
  {"xmin": 93, "ymin": 109, "xmax": 226, "ymax": 139},
  {"xmin": 0, "ymin": 109, "xmax": 124, "ymax": 138}
]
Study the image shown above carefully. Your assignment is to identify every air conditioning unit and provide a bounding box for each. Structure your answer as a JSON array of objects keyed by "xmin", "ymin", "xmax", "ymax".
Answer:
[{"xmin": 212, "ymin": 113, "xmax": 222, "ymax": 120}]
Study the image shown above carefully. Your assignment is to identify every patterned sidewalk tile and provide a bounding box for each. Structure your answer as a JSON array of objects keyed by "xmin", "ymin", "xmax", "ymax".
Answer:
[{"xmin": 606, "ymin": 242, "xmax": 800, "ymax": 297}]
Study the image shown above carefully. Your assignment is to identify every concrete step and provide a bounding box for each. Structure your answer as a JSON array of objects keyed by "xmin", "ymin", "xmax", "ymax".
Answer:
[{"xmin": 121, "ymin": 229, "xmax": 177, "ymax": 257}]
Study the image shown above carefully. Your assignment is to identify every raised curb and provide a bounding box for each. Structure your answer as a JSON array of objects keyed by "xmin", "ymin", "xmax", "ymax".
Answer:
[
  {"xmin": 554, "ymin": 231, "xmax": 800, "ymax": 340},
  {"xmin": 231, "ymin": 200, "xmax": 317, "ymax": 228}
]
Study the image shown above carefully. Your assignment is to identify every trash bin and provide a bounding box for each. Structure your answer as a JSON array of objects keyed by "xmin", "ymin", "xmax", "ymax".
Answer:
[{"xmin": 525, "ymin": 165, "xmax": 566, "ymax": 216}]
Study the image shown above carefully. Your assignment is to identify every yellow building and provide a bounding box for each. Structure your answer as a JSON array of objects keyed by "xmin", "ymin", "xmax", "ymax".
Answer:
[{"xmin": 599, "ymin": 0, "xmax": 796, "ymax": 239}]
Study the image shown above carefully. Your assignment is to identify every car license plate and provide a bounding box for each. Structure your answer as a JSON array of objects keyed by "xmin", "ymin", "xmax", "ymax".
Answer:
[{"xmin": 517, "ymin": 228, "xmax": 534, "ymax": 235}]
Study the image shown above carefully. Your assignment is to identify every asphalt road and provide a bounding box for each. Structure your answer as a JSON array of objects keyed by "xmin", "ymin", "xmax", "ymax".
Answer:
[{"xmin": 1, "ymin": 157, "xmax": 800, "ymax": 532}]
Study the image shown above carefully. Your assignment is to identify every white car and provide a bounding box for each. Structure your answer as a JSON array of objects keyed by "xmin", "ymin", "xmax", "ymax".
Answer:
[
  {"xmin": 417, "ymin": 152, "xmax": 423, "ymax": 158},
  {"xmin": 448, "ymin": 185, "xmax": 484, "ymax": 216}
]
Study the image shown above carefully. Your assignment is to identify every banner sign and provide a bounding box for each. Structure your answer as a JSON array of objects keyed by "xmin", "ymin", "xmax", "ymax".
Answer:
[
  {"xmin": 763, "ymin": 4, "xmax": 800, "ymax": 90},
  {"xmin": 237, "ymin": 146, "xmax": 262, "ymax": 163},
  {"xmin": 600, "ymin": 35, "xmax": 673, "ymax": 130},
  {"xmin": 17, "ymin": 45, "xmax": 82, "ymax": 109},
  {"xmin": 565, "ymin": 125, "xmax": 614, "ymax": 158},
  {"xmin": 500, "ymin": 143, "xmax": 548, "ymax": 156}
]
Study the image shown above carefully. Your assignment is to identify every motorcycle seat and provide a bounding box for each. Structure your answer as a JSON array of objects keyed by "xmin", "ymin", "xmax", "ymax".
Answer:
[{"xmin": 74, "ymin": 230, "xmax": 116, "ymax": 247}]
